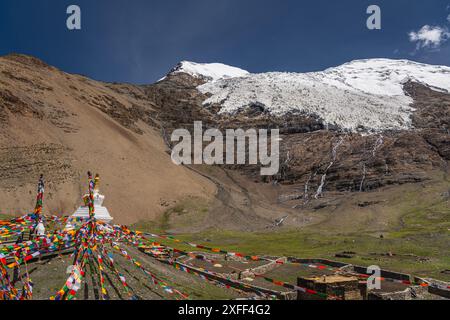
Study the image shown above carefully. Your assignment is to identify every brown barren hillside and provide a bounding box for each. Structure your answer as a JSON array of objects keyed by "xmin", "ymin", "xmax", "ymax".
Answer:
[{"xmin": 0, "ymin": 54, "xmax": 215, "ymax": 224}]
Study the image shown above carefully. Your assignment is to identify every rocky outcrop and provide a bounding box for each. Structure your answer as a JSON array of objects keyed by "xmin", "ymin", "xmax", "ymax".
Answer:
[{"xmin": 145, "ymin": 71, "xmax": 450, "ymax": 200}]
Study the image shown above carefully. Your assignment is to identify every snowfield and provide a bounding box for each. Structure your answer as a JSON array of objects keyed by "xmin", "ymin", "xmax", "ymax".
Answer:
[
  {"xmin": 168, "ymin": 61, "xmax": 249, "ymax": 82},
  {"xmin": 169, "ymin": 59, "xmax": 450, "ymax": 132},
  {"xmin": 317, "ymin": 59, "xmax": 450, "ymax": 97}
]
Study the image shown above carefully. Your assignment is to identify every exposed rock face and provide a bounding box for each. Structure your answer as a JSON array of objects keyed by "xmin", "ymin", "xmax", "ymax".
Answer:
[
  {"xmin": 0, "ymin": 144, "xmax": 74, "ymax": 190},
  {"xmin": 145, "ymin": 66, "xmax": 450, "ymax": 201}
]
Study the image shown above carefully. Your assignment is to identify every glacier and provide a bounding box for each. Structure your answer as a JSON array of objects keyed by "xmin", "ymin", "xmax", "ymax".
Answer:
[{"xmin": 172, "ymin": 59, "xmax": 450, "ymax": 132}]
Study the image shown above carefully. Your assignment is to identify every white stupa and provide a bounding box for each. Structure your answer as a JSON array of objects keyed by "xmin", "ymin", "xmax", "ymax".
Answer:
[{"xmin": 66, "ymin": 175, "xmax": 113, "ymax": 229}]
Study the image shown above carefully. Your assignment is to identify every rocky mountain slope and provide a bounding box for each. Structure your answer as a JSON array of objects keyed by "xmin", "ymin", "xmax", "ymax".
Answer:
[
  {"xmin": 1, "ymin": 54, "xmax": 449, "ymax": 231},
  {"xmin": 149, "ymin": 59, "xmax": 450, "ymax": 196},
  {"xmin": 0, "ymin": 54, "xmax": 215, "ymax": 225},
  {"xmin": 142, "ymin": 60, "xmax": 450, "ymax": 236}
]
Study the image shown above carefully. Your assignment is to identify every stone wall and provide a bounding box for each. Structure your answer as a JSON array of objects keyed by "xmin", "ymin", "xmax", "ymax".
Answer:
[
  {"xmin": 288, "ymin": 257, "xmax": 349, "ymax": 269},
  {"xmin": 242, "ymin": 257, "xmax": 287, "ymax": 278},
  {"xmin": 297, "ymin": 275, "xmax": 363, "ymax": 300},
  {"xmin": 162, "ymin": 259, "xmax": 295, "ymax": 300},
  {"xmin": 368, "ymin": 285, "xmax": 430, "ymax": 300}
]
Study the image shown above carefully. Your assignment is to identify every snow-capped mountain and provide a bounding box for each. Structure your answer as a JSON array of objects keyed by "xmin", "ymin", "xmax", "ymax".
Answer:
[
  {"xmin": 164, "ymin": 61, "xmax": 249, "ymax": 82},
  {"xmin": 170, "ymin": 59, "xmax": 450, "ymax": 132},
  {"xmin": 1, "ymin": 53, "xmax": 449, "ymax": 228},
  {"xmin": 153, "ymin": 58, "xmax": 450, "ymax": 194}
]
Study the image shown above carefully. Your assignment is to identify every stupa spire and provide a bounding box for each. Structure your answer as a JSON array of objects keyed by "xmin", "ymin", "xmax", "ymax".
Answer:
[{"xmin": 67, "ymin": 172, "xmax": 113, "ymax": 228}]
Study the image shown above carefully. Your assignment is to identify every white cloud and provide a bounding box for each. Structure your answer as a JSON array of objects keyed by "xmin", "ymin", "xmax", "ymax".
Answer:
[
  {"xmin": 409, "ymin": 25, "xmax": 450, "ymax": 49},
  {"xmin": 447, "ymin": 14, "xmax": 450, "ymax": 23}
]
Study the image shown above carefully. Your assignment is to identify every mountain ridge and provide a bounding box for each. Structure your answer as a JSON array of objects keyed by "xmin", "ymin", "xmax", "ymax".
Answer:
[
  {"xmin": 0, "ymin": 53, "xmax": 449, "ymax": 232},
  {"xmin": 166, "ymin": 58, "xmax": 450, "ymax": 132},
  {"xmin": 151, "ymin": 56, "xmax": 450, "ymax": 204}
]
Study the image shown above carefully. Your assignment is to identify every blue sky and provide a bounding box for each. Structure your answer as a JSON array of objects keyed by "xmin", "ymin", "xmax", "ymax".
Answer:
[{"xmin": 1, "ymin": 0, "xmax": 449, "ymax": 83}]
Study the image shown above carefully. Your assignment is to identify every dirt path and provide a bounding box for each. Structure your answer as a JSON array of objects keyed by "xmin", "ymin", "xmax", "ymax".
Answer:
[{"xmin": 183, "ymin": 165, "xmax": 277, "ymax": 232}]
